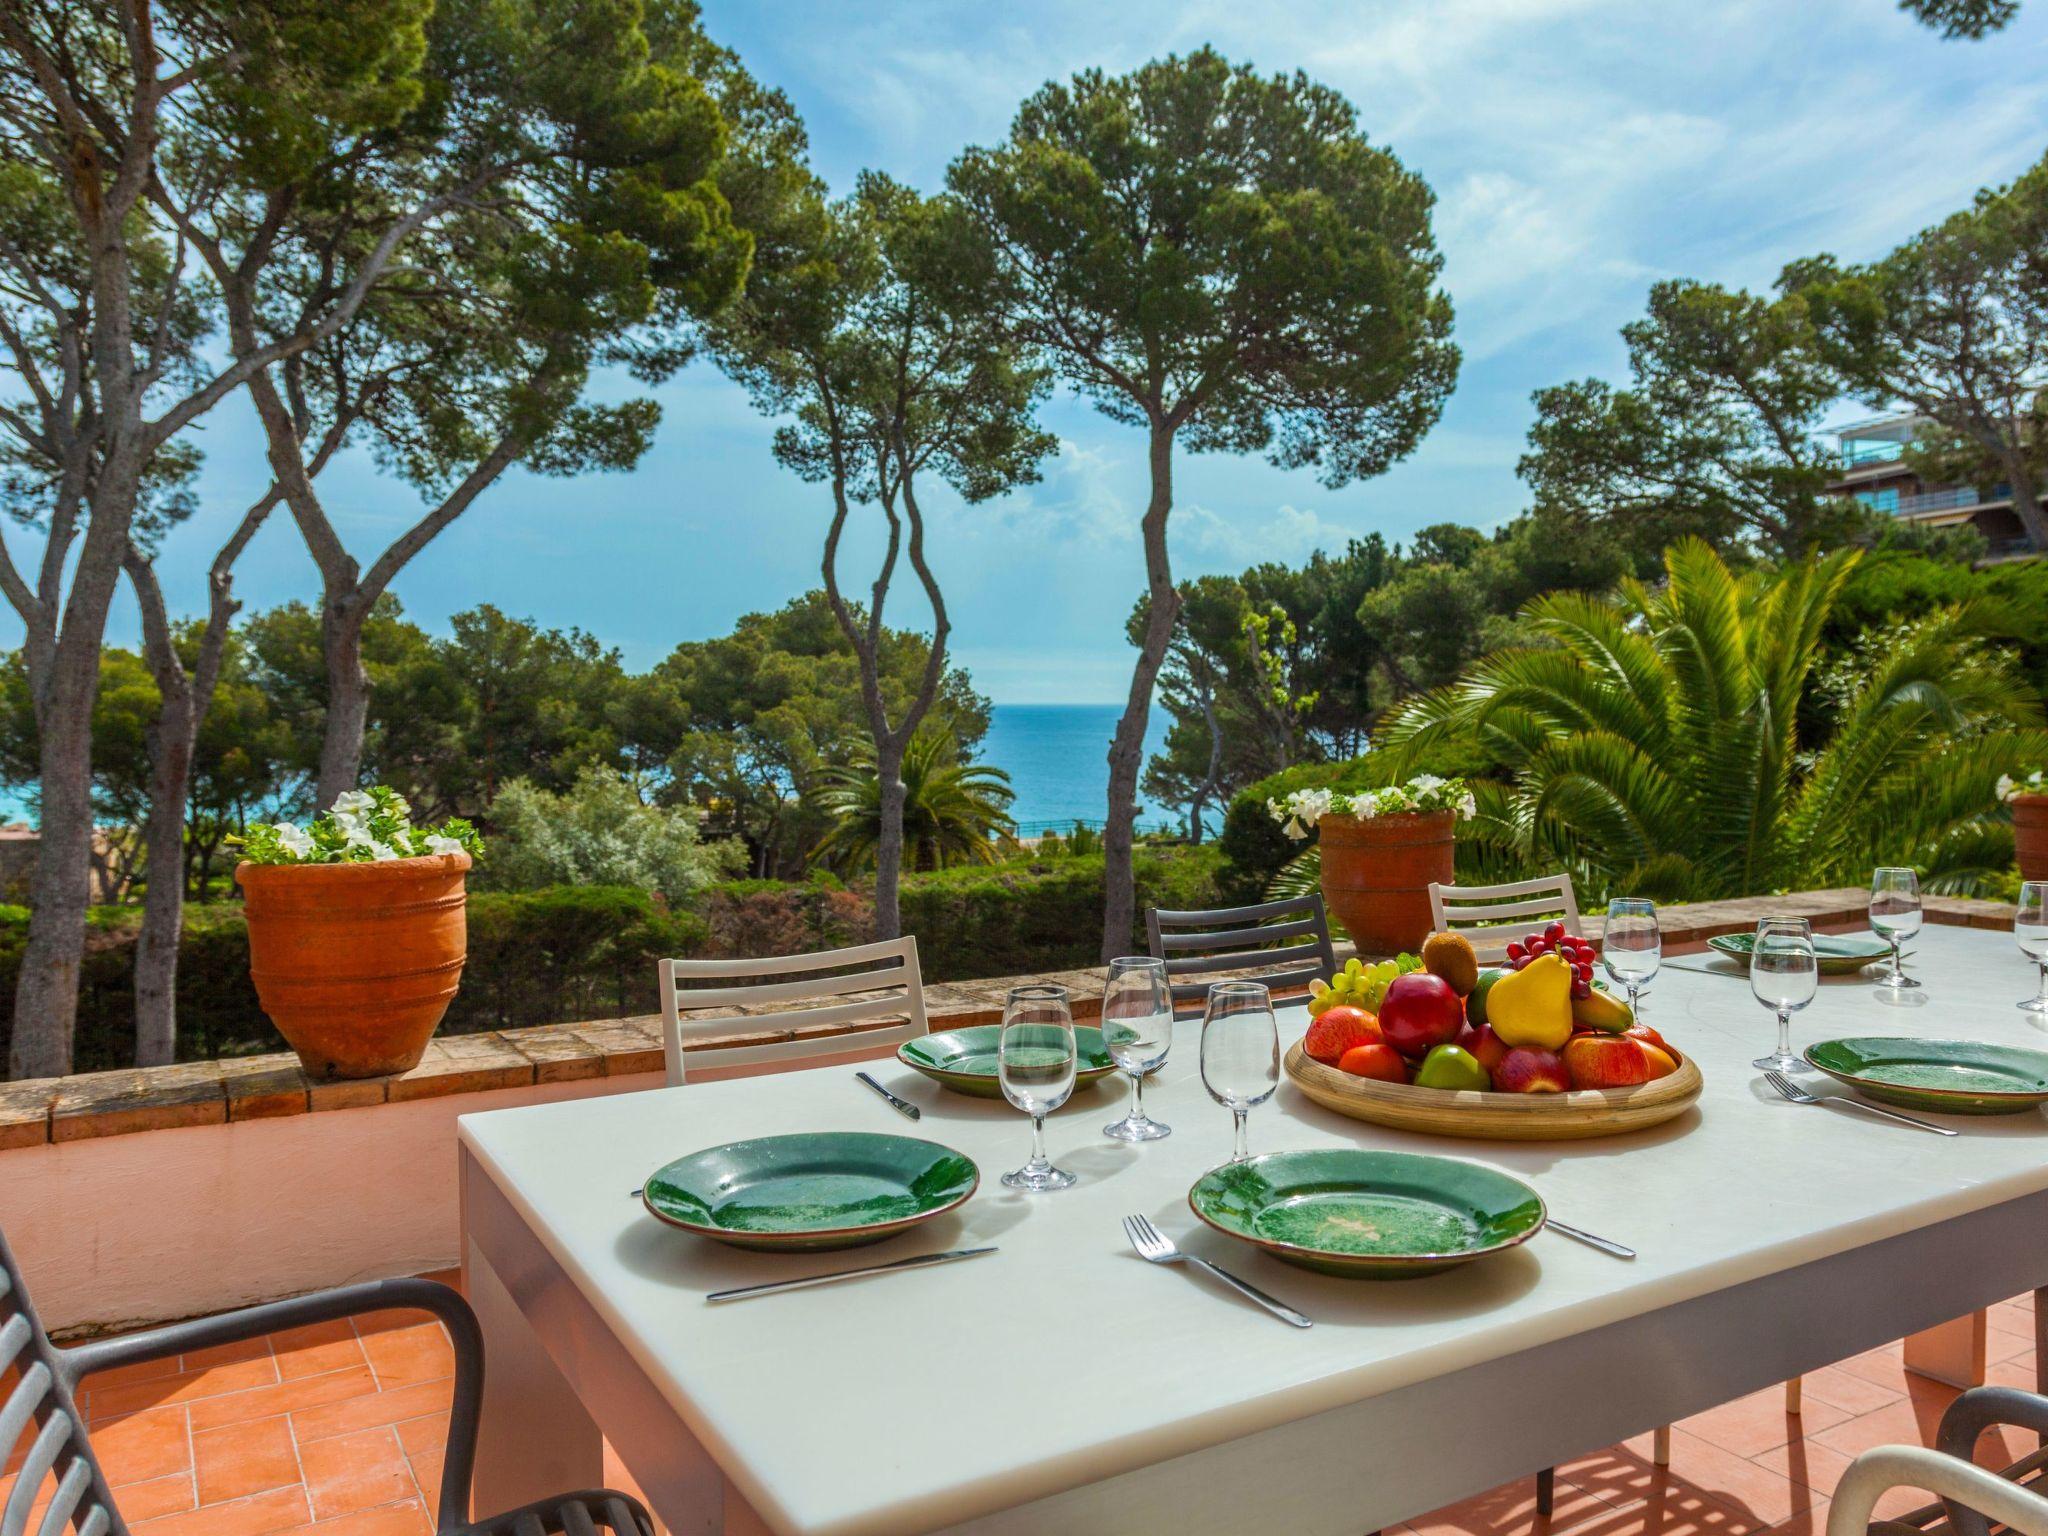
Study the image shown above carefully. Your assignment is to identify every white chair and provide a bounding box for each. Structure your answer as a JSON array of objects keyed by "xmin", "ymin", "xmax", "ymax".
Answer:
[
  {"xmin": 1428, "ymin": 873, "xmax": 1583, "ymax": 941},
  {"xmin": 657, "ymin": 937, "xmax": 930, "ymax": 1086},
  {"xmin": 1829, "ymin": 1442, "xmax": 2048, "ymax": 1536}
]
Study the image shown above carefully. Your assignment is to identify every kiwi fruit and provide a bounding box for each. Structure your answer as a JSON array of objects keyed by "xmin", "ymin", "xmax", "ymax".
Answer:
[{"xmin": 1420, "ymin": 929, "xmax": 1480, "ymax": 996}]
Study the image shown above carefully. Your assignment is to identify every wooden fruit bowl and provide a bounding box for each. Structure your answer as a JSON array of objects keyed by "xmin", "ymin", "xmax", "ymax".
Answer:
[{"xmin": 1283, "ymin": 1040, "xmax": 1704, "ymax": 1141}]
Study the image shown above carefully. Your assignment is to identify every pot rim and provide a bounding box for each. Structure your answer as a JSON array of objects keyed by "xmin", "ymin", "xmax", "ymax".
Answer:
[
  {"xmin": 235, "ymin": 850, "xmax": 472, "ymax": 884},
  {"xmin": 1318, "ymin": 807, "xmax": 1457, "ymax": 826},
  {"xmin": 2010, "ymin": 792, "xmax": 2048, "ymax": 805}
]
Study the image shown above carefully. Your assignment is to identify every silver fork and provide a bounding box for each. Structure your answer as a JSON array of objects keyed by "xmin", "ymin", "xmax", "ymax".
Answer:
[
  {"xmin": 1121, "ymin": 1214, "xmax": 1312, "ymax": 1328},
  {"xmin": 1763, "ymin": 1070, "xmax": 1957, "ymax": 1136}
]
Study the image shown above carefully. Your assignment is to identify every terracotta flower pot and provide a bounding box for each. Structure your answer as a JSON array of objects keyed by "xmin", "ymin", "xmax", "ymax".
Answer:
[
  {"xmin": 1318, "ymin": 810, "xmax": 1455, "ymax": 956},
  {"xmin": 2014, "ymin": 794, "xmax": 2048, "ymax": 884},
  {"xmin": 236, "ymin": 851, "xmax": 472, "ymax": 1079}
]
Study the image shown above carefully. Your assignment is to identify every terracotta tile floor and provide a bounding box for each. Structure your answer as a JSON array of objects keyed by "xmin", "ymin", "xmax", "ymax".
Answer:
[{"xmin": 5, "ymin": 1285, "xmax": 2040, "ymax": 1535}]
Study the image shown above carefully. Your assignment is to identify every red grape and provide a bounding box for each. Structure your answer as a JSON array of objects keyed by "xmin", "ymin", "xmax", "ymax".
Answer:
[
  {"xmin": 1545, "ymin": 921, "xmax": 1566, "ymax": 942},
  {"xmin": 1570, "ymin": 979, "xmax": 1591, "ymax": 999},
  {"xmin": 1527, "ymin": 938, "xmax": 1547, "ymax": 957},
  {"xmin": 1505, "ymin": 941, "xmax": 1526, "ymax": 960}
]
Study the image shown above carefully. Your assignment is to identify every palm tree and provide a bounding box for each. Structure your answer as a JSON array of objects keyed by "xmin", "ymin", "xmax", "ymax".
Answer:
[
  {"xmin": 1381, "ymin": 539, "xmax": 2046, "ymax": 900},
  {"xmin": 812, "ymin": 726, "xmax": 1017, "ymax": 873}
]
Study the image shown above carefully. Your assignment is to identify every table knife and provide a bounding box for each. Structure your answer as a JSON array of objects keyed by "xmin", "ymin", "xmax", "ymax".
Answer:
[
  {"xmin": 855, "ymin": 1071, "xmax": 921, "ymax": 1120},
  {"xmin": 706, "ymin": 1246, "xmax": 995, "ymax": 1303},
  {"xmin": 1546, "ymin": 1218, "xmax": 1636, "ymax": 1260}
]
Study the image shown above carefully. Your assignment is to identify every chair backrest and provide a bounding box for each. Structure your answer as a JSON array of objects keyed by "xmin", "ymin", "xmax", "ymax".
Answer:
[
  {"xmin": 1145, "ymin": 893, "xmax": 1340, "ymax": 1021},
  {"xmin": 658, "ymin": 936, "xmax": 930, "ymax": 1085},
  {"xmin": 0, "ymin": 1228, "xmax": 125, "ymax": 1536},
  {"xmin": 1428, "ymin": 875, "xmax": 1582, "ymax": 949}
]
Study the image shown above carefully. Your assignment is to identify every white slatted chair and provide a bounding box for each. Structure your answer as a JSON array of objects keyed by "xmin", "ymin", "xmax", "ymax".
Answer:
[
  {"xmin": 1428, "ymin": 873, "xmax": 1583, "ymax": 945},
  {"xmin": 657, "ymin": 937, "xmax": 929, "ymax": 1086}
]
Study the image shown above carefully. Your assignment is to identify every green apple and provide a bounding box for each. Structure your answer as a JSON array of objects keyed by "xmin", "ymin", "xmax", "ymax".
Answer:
[{"xmin": 1414, "ymin": 1042, "xmax": 1490, "ymax": 1091}]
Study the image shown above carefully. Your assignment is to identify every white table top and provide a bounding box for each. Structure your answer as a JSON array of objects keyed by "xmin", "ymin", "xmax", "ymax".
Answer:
[{"xmin": 458, "ymin": 922, "xmax": 2048, "ymax": 1536}]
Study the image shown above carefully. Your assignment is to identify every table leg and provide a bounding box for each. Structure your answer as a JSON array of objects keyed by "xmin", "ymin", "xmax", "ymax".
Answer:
[
  {"xmin": 1653, "ymin": 1426, "xmax": 1671, "ymax": 1467},
  {"xmin": 1903, "ymin": 1311, "xmax": 1988, "ymax": 1389},
  {"xmin": 465, "ymin": 1232, "xmax": 605, "ymax": 1518}
]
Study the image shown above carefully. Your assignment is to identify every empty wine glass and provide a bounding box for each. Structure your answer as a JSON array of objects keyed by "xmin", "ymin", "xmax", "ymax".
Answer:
[
  {"xmin": 998, "ymin": 984, "xmax": 1077, "ymax": 1191},
  {"xmin": 1869, "ymin": 867, "xmax": 1923, "ymax": 996},
  {"xmin": 1602, "ymin": 898, "xmax": 1661, "ymax": 1019},
  {"xmin": 2017, "ymin": 882, "xmax": 2048, "ymax": 1017},
  {"xmin": 1100, "ymin": 957, "xmax": 1174, "ymax": 1141},
  {"xmin": 1200, "ymin": 981, "xmax": 1279, "ymax": 1163},
  {"xmin": 1750, "ymin": 917, "xmax": 1819, "ymax": 1073}
]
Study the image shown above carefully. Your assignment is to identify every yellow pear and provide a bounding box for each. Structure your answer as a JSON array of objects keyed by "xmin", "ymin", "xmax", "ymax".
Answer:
[{"xmin": 1485, "ymin": 953, "xmax": 1575, "ymax": 1050}]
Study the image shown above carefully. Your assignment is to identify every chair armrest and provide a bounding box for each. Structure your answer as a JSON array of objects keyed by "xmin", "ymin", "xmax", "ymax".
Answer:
[
  {"xmin": 1828, "ymin": 1445, "xmax": 2048, "ymax": 1536},
  {"xmin": 58, "ymin": 1277, "xmax": 483, "ymax": 1532},
  {"xmin": 1937, "ymin": 1385, "xmax": 2048, "ymax": 1463}
]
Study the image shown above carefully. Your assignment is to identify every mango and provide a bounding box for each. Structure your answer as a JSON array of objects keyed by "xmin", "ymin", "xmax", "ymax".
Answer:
[
  {"xmin": 1485, "ymin": 953, "xmax": 1574, "ymax": 1051},
  {"xmin": 1570, "ymin": 985, "xmax": 1634, "ymax": 1035}
]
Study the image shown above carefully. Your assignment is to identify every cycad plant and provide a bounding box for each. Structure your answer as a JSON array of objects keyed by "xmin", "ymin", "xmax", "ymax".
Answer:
[
  {"xmin": 1382, "ymin": 539, "xmax": 2045, "ymax": 900},
  {"xmin": 812, "ymin": 726, "xmax": 1018, "ymax": 873}
]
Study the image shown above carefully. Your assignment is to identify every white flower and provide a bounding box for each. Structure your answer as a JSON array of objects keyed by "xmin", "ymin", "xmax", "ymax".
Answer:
[
  {"xmin": 274, "ymin": 822, "xmax": 315, "ymax": 859},
  {"xmin": 2000, "ymin": 775, "xmax": 2018, "ymax": 802},
  {"xmin": 367, "ymin": 840, "xmax": 402, "ymax": 861},
  {"xmin": 425, "ymin": 834, "xmax": 464, "ymax": 857},
  {"xmin": 330, "ymin": 790, "xmax": 376, "ymax": 820},
  {"xmin": 1458, "ymin": 792, "xmax": 1478, "ymax": 820},
  {"xmin": 1411, "ymin": 773, "xmax": 1445, "ymax": 793}
]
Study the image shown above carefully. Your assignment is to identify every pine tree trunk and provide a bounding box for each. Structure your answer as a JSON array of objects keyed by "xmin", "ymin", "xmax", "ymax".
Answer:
[
  {"xmin": 2002, "ymin": 449, "xmax": 2048, "ymax": 550},
  {"xmin": 873, "ymin": 738, "xmax": 908, "ymax": 941},
  {"xmin": 132, "ymin": 703, "xmax": 194, "ymax": 1068},
  {"xmin": 318, "ymin": 602, "xmax": 371, "ymax": 809},
  {"xmin": 1102, "ymin": 421, "xmax": 1181, "ymax": 962},
  {"xmin": 11, "ymin": 709, "xmax": 97, "ymax": 1079}
]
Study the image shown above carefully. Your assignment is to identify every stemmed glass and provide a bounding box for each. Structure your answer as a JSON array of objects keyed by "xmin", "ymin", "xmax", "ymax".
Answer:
[
  {"xmin": 998, "ymin": 985, "xmax": 1077, "ymax": 1191},
  {"xmin": 2016, "ymin": 882, "xmax": 2048, "ymax": 1016},
  {"xmin": 1100, "ymin": 957, "xmax": 1173, "ymax": 1141},
  {"xmin": 1602, "ymin": 898, "xmax": 1661, "ymax": 1020},
  {"xmin": 1869, "ymin": 867, "xmax": 1923, "ymax": 997},
  {"xmin": 1750, "ymin": 917, "xmax": 1819, "ymax": 1073},
  {"xmin": 1200, "ymin": 980, "xmax": 1279, "ymax": 1163}
]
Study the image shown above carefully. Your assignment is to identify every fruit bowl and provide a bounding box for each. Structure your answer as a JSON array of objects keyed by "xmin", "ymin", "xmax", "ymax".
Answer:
[{"xmin": 1284, "ymin": 1039, "xmax": 1703, "ymax": 1141}]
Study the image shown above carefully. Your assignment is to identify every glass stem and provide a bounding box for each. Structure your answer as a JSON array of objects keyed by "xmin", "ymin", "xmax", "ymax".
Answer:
[
  {"xmin": 1029, "ymin": 1112, "xmax": 1047, "ymax": 1167},
  {"xmin": 1131, "ymin": 1071, "xmax": 1147, "ymax": 1120},
  {"xmin": 1231, "ymin": 1106, "xmax": 1249, "ymax": 1162},
  {"xmin": 1891, "ymin": 936, "xmax": 1904, "ymax": 984},
  {"xmin": 1627, "ymin": 982, "xmax": 1639, "ymax": 1017},
  {"xmin": 1776, "ymin": 1007, "xmax": 1792, "ymax": 1062},
  {"xmin": 2037, "ymin": 960, "xmax": 2047, "ymax": 1007}
]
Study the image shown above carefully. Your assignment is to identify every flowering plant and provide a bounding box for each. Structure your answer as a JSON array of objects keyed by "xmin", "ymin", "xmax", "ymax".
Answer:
[
  {"xmin": 1268, "ymin": 774, "xmax": 1477, "ymax": 839},
  {"xmin": 1999, "ymin": 771, "xmax": 2048, "ymax": 802},
  {"xmin": 236, "ymin": 786, "xmax": 482, "ymax": 866}
]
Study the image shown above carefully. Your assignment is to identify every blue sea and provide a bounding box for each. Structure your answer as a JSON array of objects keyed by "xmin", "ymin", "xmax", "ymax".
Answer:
[{"xmin": 980, "ymin": 703, "xmax": 1177, "ymax": 838}]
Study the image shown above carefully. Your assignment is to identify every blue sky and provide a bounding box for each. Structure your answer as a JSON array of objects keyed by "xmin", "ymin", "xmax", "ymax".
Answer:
[{"xmin": 31, "ymin": 0, "xmax": 2048, "ymax": 702}]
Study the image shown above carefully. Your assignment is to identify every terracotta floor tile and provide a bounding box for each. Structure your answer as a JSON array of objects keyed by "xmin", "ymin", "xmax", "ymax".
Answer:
[
  {"xmin": 392, "ymin": 1413, "xmax": 447, "ymax": 1459},
  {"xmin": 1810, "ymin": 1382, "xmax": 1961, "ymax": 1460},
  {"xmin": 1985, "ymin": 1355, "xmax": 2042, "ymax": 1391},
  {"xmin": 186, "ymin": 1366, "xmax": 380, "ymax": 1434},
  {"xmin": 1761, "ymin": 1495, "xmax": 1829, "ymax": 1536},
  {"xmin": 181, "ymin": 1338, "xmax": 274, "ymax": 1372},
  {"xmin": 1679, "ymin": 1388, "xmax": 1851, "ymax": 1460},
  {"xmin": 1793, "ymin": 1365, "xmax": 1903, "ymax": 1418},
  {"xmin": 406, "ymin": 1444, "xmax": 444, "ymax": 1513},
  {"xmin": 1585, "ymin": 1430, "xmax": 1819, "ymax": 1527},
  {"xmin": 299, "ymin": 1426, "xmax": 415, "ymax": 1520},
  {"xmin": 131, "ymin": 1483, "xmax": 309, "ymax": 1536},
  {"xmin": 359, "ymin": 1324, "xmax": 452, "ymax": 1391},
  {"xmin": 273, "ymin": 1320, "xmax": 369, "ymax": 1382},
  {"xmin": 84, "ymin": 1354, "xmax": 188, "ymax": 1394},
  {"xmin": 1404, "ymin": 1469, "xmax": 1616, "ymax": 1536},
  {"xmin": 90, "ymin": 1355, "xmax": 281, "ymax": 1420},
  {"xmin": 289, "ymin": 1378, "xmax": 453, "ymax": 1444},
  {"xmin": 1546, "ymin": 1485, "xmax": 1774, "ymax": 1536},
  {"xmin": 1750, "ymin": 1434, "xmax": 1856, "ymax": 1496},
  {"xmin": 303, "ymin": 1498, "xmax": 434, "ymax": 1536},
  {"xmin": 352, "ymin": 1308, "xmax": 443, "ymax": 1340},
  {"xmin": 94, "ymin": 1406, "xmax": 192, "ymax": 1486},
  {"xmin": 194, "ymin": 1415, "xmax": 301, "ymax": 1507},
  {"xmin": 1988, "ymin": 1323, "xmax": 2034, "ymax": 1365},
  {"xmin": 1833, "ymin": 1345, "xmax": 1909, "ymax": 1392},
  {"xmin": 117, "ymin": 1471, "xmax": 198, "ymax": 1522}
]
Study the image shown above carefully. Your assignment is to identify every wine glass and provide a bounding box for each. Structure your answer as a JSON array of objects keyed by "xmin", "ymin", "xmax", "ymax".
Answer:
[
  {"xmin": 998, "ymin": 985, "xmax": 1077, "ymax": 1191},
  {"xmin": 2017, "ymin": 882, "xmax": 2048, "ymax": 1016},
  {"xmin": 1200, "ymin": 981, "xmax": 1279, "ymax": 1163},
  {"xmin": 1750, "ymin": 917, "xmax": 1819, "ymax": 1073},
  {"xmin": 1100, "ymin": 957, "xmax": 1173, "ymax": 1141},
  {"xmin": 1869, "ymin": 867, "xmax": 1923, "ymax": 996},
  {"xmin": 1602, "ymin": 898, "xmax": 1661, "ymax": 1020}
]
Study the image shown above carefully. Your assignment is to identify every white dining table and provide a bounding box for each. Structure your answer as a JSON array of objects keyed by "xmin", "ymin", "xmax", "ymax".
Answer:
[{"xmin": 456, "ymin": 921, "xmax": 2048, "ymax": 1536}]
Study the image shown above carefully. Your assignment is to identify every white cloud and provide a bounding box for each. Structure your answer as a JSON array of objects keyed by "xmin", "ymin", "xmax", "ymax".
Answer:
[{"xmin": 1178, "ymin": 502, "xmax": 1361, "ymax": 566}]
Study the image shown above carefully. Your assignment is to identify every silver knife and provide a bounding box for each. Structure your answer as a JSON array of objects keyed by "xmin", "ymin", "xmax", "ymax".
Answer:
[
  {"xmin": 1546, "ymin": 1218, "xmax": 1636, "ymax": 1260},
  {"xmin": 856, "ymin": 1071, "xmax": 921, "ymax": 1120},
  {"xmin": 706, "ymin": 1246, "xmax": 995, "ymax": 1303}
]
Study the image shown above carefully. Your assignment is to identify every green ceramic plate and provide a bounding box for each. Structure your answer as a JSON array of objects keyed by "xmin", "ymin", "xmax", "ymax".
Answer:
[
  {"xmin": 1709, "ymin": 931, "xmax": 1892, "ymax": 975},
  {"xmin": 641, "ymin": 1132, "xmax": 979, "ymax": 1251},
  {"xmin": 1187, "ymin": 1149, "xmax": 1546, "ymax": 1279},
  {"xmin": 1805, "ymin": 1037, "xmax": 2048, "ymax": 1115},
  {"xmin": 897, "ymin": 1025, "xmax": 1117, "ymax": 1099}
]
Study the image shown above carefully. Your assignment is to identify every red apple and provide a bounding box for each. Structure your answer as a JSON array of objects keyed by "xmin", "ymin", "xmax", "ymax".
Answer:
[
  {"xmin": 1337, "ymin": 1041, "xmax": 1410, "ymax": 1083},
  {"xmin": 1454, "ymin": 1022, "xmax": 1509, "ymax": 1077},
  {"xmin": 1563, "ymin": 1033, "xmax": 1652, "ymax": 1090},
  {"xmin": 1625, "ymin": 1023, "xmax": 1671, "ymax": 1054},
  {"xmin": 1493, "ymin": 1046, "xmax": 1570, "ymax": 1094},
  {"xmin": 1304, "ymin": 1005, "xmax": 1380, "ymax": 1065},
  {"xmin": 1377, "ymin": 972, "xmax": 1466, "ymax": 1060}
]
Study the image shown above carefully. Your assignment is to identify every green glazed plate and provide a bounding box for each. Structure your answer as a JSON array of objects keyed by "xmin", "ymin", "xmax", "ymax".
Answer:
[
  {"xmin": 1187, "ymin": 1149, "xmax": 1546, "ymax": 1279},
  {"xmin": 897, "ymin": 1025, "xmax": 1117, "ymax": 1099},
  {"xmin": 641, "ymin": 1132, "xmax": 979, "ymax": 1251},
  {"xmin": 1709, "ymin": 931, "xmax": 1892, "ymax": 975},
  {"xmin": 1805, "ymin": 1037, "xmax": 2048, "ymax": 1115}
]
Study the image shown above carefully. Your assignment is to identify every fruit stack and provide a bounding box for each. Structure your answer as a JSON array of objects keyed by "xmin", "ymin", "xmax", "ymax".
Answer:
[{"xmin": 1302, "ymin": 926, "xmax": 1681, "ymax": 1094}]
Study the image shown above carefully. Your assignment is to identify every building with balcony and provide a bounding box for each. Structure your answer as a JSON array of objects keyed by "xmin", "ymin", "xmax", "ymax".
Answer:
[{"xmin": 1827, "ymin": 413, "xmax": 2040, "ymax": 555}]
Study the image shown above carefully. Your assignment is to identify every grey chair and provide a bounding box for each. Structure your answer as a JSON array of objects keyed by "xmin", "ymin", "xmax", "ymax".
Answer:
[
  {"xmin": 1867, "ymin": 1384, "xmax": 2048, "ymax": 1536},
  {"xmin": 0, "ymin": 1224, "xmax": 653, "ymax": 1536},
  {"xmin": 1145, "ymin": 892, "xmax": 1341, "ymax": 1020}
]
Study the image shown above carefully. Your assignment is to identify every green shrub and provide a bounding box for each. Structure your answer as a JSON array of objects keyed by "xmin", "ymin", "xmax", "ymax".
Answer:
[{"xmin": 1217, "ymin": 761, "xmax": 1378, "ymax": 902}]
